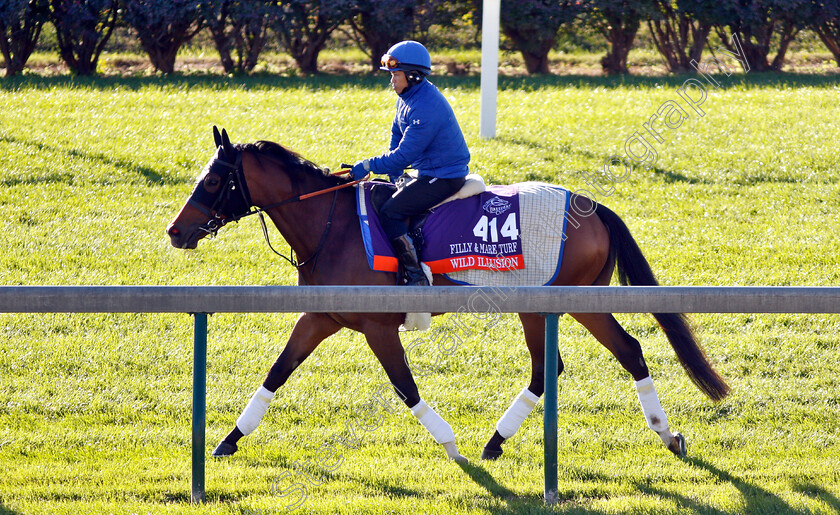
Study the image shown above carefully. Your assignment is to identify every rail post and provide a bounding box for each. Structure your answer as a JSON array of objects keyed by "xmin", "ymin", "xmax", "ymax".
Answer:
[
  {"xmin": 191, "ymin": 313, "xmax": 208, "ymax": 503},
  {"xmin": 543, "ymin": 313, "xmax": 559, "ymax": 504}
]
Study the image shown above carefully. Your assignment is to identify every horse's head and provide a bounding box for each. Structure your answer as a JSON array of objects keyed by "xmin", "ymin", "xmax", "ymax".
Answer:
[{"xmin": 167, "ymin": 126, "xmax": 253, "ymax": 249}]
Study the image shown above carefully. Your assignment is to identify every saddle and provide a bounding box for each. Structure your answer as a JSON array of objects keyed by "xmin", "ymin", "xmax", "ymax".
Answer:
[{"xmin": 368, "ymin": 173, "xmax": 486, "ymax": 242}]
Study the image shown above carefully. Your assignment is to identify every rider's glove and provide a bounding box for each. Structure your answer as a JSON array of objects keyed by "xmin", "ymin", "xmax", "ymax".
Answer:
[{"xmin": 351, "ymin": 159, "xmax": 371, "ymax": 180}]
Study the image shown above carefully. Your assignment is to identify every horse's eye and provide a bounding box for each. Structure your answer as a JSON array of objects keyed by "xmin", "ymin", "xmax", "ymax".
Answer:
[{"xmin": 204, "ymin": 174, "xmax": 222, "ymax": 192}]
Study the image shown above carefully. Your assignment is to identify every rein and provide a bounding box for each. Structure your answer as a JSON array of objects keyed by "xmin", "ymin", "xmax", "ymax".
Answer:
[
  {"xmin": 256, "ymin": 190, "xmax": 339, "ymax": 271},
  {"xmin": 195, "ymin": 149, "xmax": 364, "ymax": 273}
]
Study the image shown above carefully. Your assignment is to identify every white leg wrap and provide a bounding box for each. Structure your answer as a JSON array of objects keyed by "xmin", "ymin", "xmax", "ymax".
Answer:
[
  {"xmin": 496, "ymin": 387, "xmax": 540, "ymax": 439},
  {"xmin": 236, "ymin": 386, "xmax": 275, "ymax": 436},
  {"xmin": 635, "ymin": 376, "xmax": 671, "ymax": 435},
  {"xmin": 411, "ymin": 400, "xmax": 455, "ymax": 444}
]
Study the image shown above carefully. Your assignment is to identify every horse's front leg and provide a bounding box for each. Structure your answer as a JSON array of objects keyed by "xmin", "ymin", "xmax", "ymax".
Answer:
[
  {"xmin": 481, "ymin": 313, "xmax": 562, "ymax": 460},
  {"xmin": 362, "ymin": 321, "xmax": 467, "ymax": 463},
  {"xmin": 212, "ymin": 312, "xmax": 342, "ymax": 457}
]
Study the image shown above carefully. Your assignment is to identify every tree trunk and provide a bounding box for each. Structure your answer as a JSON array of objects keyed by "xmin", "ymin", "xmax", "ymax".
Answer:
[
  {"xmin": 205, "ymin": 2, "xmax": 236, "ymax": 74},
  {"xmin": 354, "ymin": 33, "xmax": 388, "ymax": 72},
  {"xmin": 348, "ymin": 10, "xmax": 412, "ymax": 73},
  {"xmin": 716, "ymin": 27, "xmax": 771, "ymax": 71},
  {"xmin": 142, "ymin": 40, "xmax": 181, "ymax": 75},
  {"xmin": 293, "ymin": 43, "xmax": 322, "ymax": 74},
  {"xmin": 770, "ymin": 22, "xmax": 799, "ymax": 71},
  {"xmin": 814, "ymin": 21, "xmax": 840, "ymax": 67},
  {"xmin": 359, "ymin": 27, "xmax": 391, "ymax": 73},
  {"xmin": 601, "ymin": 17, "xmax": 639, "ymax": 75},
  {"xmin": 51, "ymin": 0, "xmax": 118, "ymax": 76},
  {"xmin": 242, "ymin": 29, "xmax": 267, "ymax": 72},
  {"xmin": 522, "ymin": 49, "xmax": 550, "ymax": 74},
  {"xmin": 284, "ymin": 23, "xmax": 329, "ymax": 74},
  {"xmin": 0, "ymin": 37, "xmax": 28, "ymax": 77},
  {"xmin": 0, "ymin": 8, "xmax": 45, "ymax": 77},
  {"xmin": 503, "ymin": 27, "xmax": 553, "ymax": 74},
  {"xmin": 688, "ymin": 23, "xmax": 710, "ymax": 67},
  {"xmin": 212, "ymin": 20, "xmax": 259, "ymax": 75},
  {"xmin": 211, "ymin": 30, "xmax": 236, "ymax": 74},
  {"xmin": 649, "ymin": 18, "xmax": 681, "ymax": 72},
  {"xmin": 275, "ymin": 8, "xmax": 340, "ymax": 75},
  {"xmin": 135, "ymin": 19, "xmax": 201, "ymax": 75},
  {"xmin": 648, "ymin": 13, "xmax": 710, "ymax": 73}
]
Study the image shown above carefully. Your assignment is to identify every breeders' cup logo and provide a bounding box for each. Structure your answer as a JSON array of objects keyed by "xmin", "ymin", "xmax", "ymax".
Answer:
[{"xmin": 482, "ymin": 196, "xmax": 511, "ymax": 215}]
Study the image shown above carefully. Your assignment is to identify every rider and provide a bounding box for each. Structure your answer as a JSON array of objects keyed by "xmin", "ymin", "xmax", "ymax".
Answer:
[{"xmin": 351, "ymin": 40, "xmax": 470, "ymax": 286}]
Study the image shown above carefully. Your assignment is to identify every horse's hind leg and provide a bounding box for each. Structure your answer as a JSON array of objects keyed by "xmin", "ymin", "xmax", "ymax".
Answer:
[
  {"xmin": 211, "ymin": 312, "xmax": 342, "ymax": 457},
  {"xmin": 570, "ymin": 312, "xmax": 686, "ymax": 456},
  {"xmin": 481, "ymin": 313, "xmax": 563, "ymax": 460}
]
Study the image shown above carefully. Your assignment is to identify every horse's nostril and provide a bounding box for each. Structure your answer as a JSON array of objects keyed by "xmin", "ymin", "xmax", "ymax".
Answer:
[{"xmin": 168, "ymin": 225, "xmax": 180, "ymax": 236}]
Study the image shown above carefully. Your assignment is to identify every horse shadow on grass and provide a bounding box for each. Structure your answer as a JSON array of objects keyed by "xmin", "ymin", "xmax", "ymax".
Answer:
[
  {"xmin": 353, "ymin": 460, "xmax": 576, "ymax": 514},
  {"xmin": 456, "ymin": 461, "xmax": 613, "ymax": 515},
  {"xmin": 453, "ymin": 456, "xmax": 840, "ymax": 514},
  {"xmin": 791, "ymin": 481, "xmax": 840, "ymax": 513},
  {"xmin": 633, "ymin": 456, "xmax": 839, "ymax": 514},
  {"xmin": 0, "ymin": 502, "xmax": 21, "ymax": 515}
]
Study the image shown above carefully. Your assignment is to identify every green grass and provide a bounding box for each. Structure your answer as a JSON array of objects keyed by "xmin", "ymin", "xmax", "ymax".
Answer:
[{"xmin": 1, "ymin": 69, "xmax": 839, "ymax": 514}]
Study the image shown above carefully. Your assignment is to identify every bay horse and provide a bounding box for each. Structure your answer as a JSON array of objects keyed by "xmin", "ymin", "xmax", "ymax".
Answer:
[{"xmin": 167, "ymin": 127, "xmax": 729, "ymax": 463}]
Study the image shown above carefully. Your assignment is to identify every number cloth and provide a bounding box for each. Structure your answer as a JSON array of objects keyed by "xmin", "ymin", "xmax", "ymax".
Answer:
[{"xmin": 356, "ymin": 182, "xmax": 571, "ymax": 286}]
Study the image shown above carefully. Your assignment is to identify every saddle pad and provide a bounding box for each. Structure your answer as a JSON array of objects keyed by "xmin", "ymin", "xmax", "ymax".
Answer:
[
  {"xmin": 447, "ymin": 183, "xmax": 570, "ymax": 287},
  {"xmin": 356, "ymin": 181, "xmax": 570, "ymax": 286},
  {"xmin": 357, "ymin": 183, "xmax": 524, "ymax": 274}
]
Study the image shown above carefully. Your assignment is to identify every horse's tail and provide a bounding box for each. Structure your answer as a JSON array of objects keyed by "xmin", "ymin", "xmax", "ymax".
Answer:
[{"xmin": 594, "ymin": 203, "xmax": 730, "ymax": 402}]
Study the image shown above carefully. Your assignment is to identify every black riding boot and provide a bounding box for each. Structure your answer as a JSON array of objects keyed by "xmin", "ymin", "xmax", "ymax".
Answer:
[{"xmin": 390, "ymin": 234, "xmax": 430, "ymax": 286}]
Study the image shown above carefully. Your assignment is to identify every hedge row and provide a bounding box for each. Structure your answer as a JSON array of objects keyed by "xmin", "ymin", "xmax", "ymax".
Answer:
[{"xmin": 2, "ymin": 0, "xmax": 839, "ymax": 77}]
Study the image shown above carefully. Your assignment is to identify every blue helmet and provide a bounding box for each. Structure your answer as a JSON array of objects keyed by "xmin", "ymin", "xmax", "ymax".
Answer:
[{"xmin": 380, "ymin": 41, "xmax": 431, "ymax": 76}]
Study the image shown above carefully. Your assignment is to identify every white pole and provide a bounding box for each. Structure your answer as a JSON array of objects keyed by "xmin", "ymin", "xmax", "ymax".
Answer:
[{"xmin": 479, "ymin": 0, "xmax": 500, "ymax": 139}]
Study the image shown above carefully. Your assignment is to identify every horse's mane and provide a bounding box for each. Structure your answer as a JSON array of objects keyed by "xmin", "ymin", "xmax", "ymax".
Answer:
[{"xmin": 238, "ymin": 140, "xmax": 353, "ymax": 186}]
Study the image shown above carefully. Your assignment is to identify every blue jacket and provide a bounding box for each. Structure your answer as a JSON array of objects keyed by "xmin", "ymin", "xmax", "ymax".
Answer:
[{"xmin": 368, "ymin": 79, "xmax": 470, "ymax": 180}]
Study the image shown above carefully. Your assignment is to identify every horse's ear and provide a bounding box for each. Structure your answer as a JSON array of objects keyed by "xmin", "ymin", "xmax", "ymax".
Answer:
[
  {"xmin": 221, "ymin": 128, "xmax": 233, "ymax": 155},
  {"xmin": 213, "ymin": 126, "xmax": 222, "ymax": 147}
]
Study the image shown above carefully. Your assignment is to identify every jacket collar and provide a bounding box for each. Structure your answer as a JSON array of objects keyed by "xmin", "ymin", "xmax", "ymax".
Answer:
[{"xmin": 398, "ymin": 78, "xmax": 428, "ymax": 100}]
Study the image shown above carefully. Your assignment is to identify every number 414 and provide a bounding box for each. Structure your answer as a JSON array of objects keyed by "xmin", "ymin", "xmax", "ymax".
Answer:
[{"xmin": 472, "ymin": 213, "xmax": 518, "ymax": 243}]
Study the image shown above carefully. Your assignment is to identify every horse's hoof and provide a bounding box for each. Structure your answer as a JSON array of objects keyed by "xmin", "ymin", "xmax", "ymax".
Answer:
[
  {"xmin": 480, "ymin": 446, "xmax": 503, "ymax": 460},
  {"xmin": 667, "ymin": 432, "xmax": 686, "ymax": 457},
  {"xmin": 443, "ymin": 441, "xmax": 468, "ymax": 463},
  {"xmin": 452, "ymin": 453, "xmax": 469, "ymax": 464},
  {"xmin": 211, "ymin": 440, "xmax": 238, "ymax": 457}
]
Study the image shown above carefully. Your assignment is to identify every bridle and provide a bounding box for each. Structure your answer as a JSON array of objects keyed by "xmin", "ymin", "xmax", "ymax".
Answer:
[
  {"xmin": 188, "ymin": 151, "xmax": 249, "ymax": 236},
  {"xmin": 188, "ymin": 146, "xmax": 363, "ymax": 272}
]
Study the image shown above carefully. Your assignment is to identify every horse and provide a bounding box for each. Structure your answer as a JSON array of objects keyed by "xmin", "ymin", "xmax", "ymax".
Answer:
[{"xmin": 166, "ymin": 127, "xmax": 729, "ymax": 462}]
